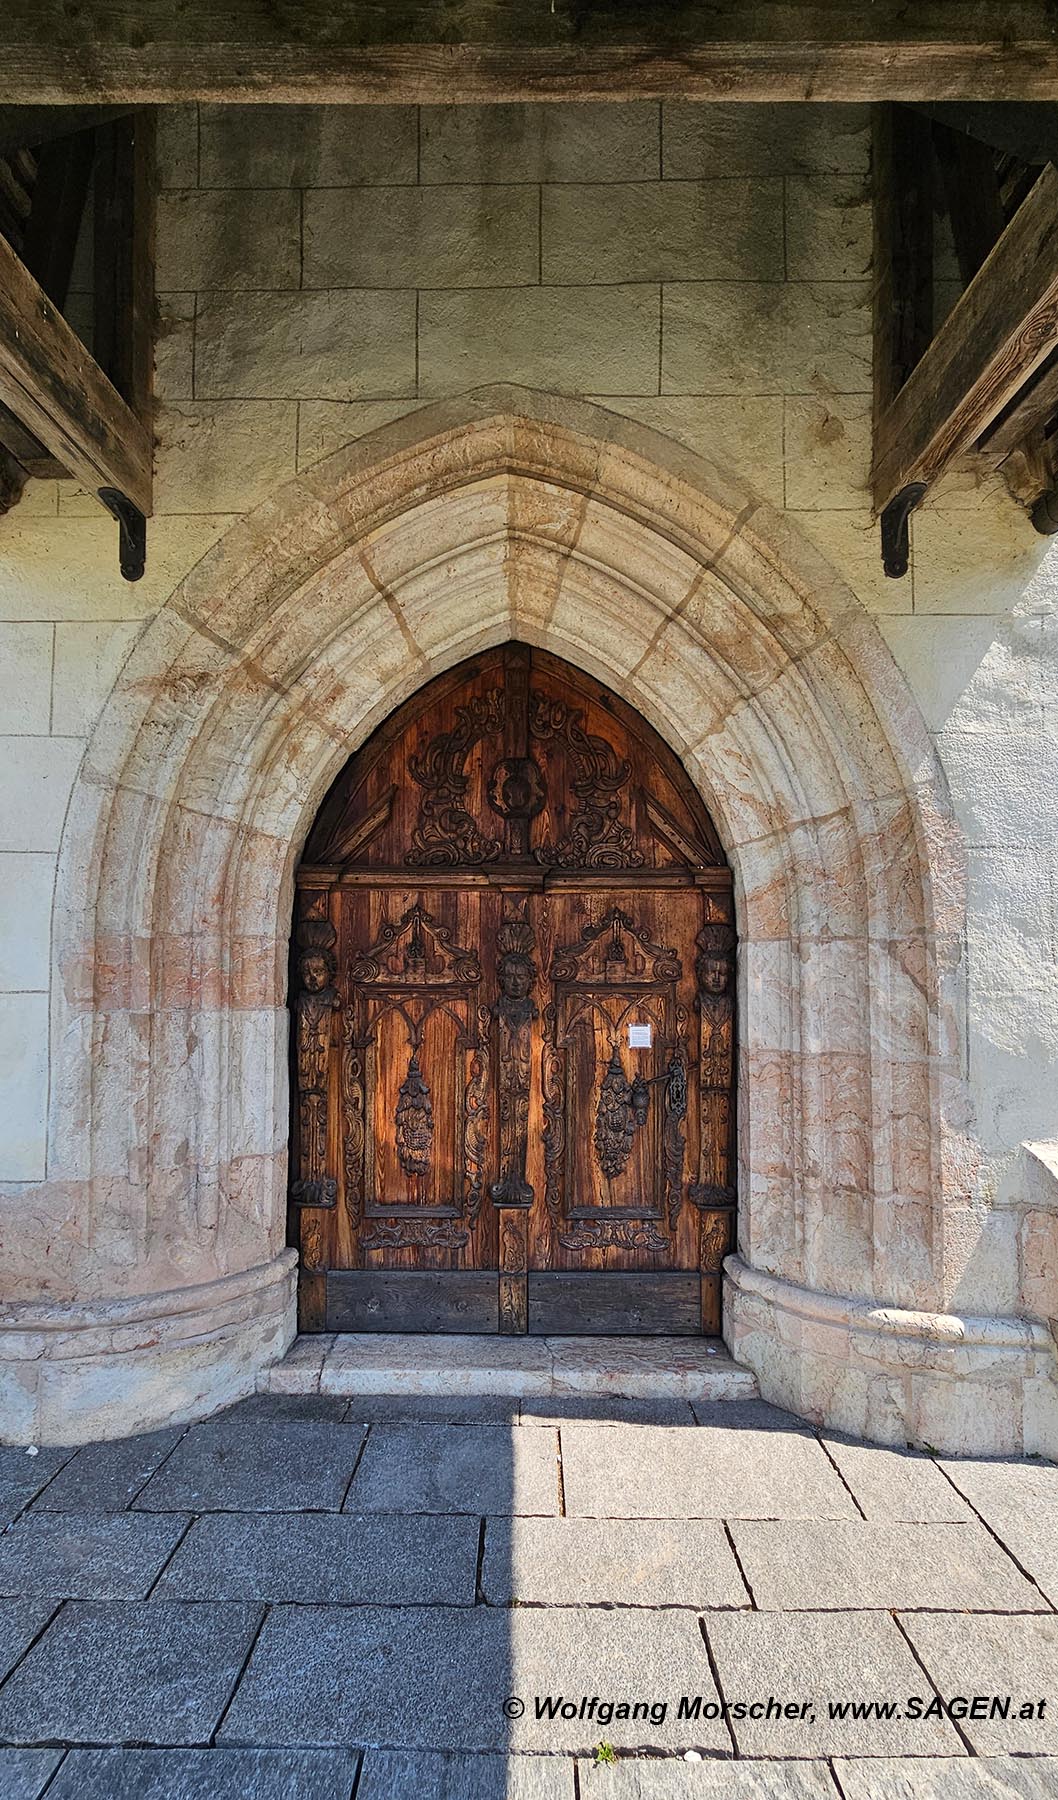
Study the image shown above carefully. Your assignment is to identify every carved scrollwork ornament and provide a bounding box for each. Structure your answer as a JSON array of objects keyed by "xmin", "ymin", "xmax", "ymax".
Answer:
[
  {"xmin": 395, "ymin": 1051, "xmax": 434, "ymax": 1178},
  {"xmin": 594, "ymin": 1043, "xmax": 649, "ymax": 1181},
  {"xmin": 529, "ymin": 690, "xmax": 644, "ymax": 869},
  {"xmin": 490, "ymin": 906, "xmax": 538, "ymax": 1208},
  {"xmin": 294, "ymin": 914, "xmax": 339, "ymax": 1209},
  {"xmin": 406, "ymin": 688, "xmax": 506, "ymax": 865}
]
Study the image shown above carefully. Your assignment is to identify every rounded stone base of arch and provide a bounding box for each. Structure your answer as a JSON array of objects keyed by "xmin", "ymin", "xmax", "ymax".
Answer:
[
  {"xmin": 0, "ymin": 1250, "xmax": 297, "ymax": 1447},
  {"xmin": 724, "ymin": 1255, "xmax": 1058, "ymax": 1458}
]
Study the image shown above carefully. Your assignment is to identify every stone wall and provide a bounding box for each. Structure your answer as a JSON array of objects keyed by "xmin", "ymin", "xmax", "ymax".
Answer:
[{"xmin": 0, "ymin": 101, "xmax": 1056, "ymax": 1446}]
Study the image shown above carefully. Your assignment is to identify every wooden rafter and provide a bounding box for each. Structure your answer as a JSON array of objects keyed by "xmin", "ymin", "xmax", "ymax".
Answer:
[
  {"xmin": 872, "ymin": 161, "xmax": 1058, "ymax": 530},
  {"xmin": 0, "ymin": 228, "xmax": 151, "ymax": 514},
  {"xmin": 5, "ymin": 1, "xmax": 1058, "ymax": 103}
]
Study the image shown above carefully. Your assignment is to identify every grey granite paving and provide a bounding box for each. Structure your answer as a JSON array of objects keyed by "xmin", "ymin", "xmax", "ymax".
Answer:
[
  {"xmin": 45, "ymin": 1748, "xmax": 361, "ymax": 1798},
  {"xmin": 560, "ymin": 1424, "xmax": 859, "ymax": 1519},
  {"xmin": 936, "ymin": 1457, "xmax": 1058, "ymax": 1604},
  {"xmin": 521, "ymin": 1398, "xmax": 696, "ymax": 1426},
  {"xmin": 219, "ymin": 1603, "xmax": 726, "ymax": 1753},
  {"xmin": 345, "ymin": 1396, "xmax": 522, "ymax": 1425},
  {"xmin": 357, "ymin": 1749, "xmax": 574, "ymax": 1797},
  {"xmin": 133, "ymin": 1419, "xmax": 367, "ymax": 1512},
  {"xmin": 347, "ymin": 1424, "xmax": 559, "ymax": 1515},
  {"xmin": 822, "ymin": 1438, "xmax": 974, "ymax": 1522},
  {"xmin": 221, "ymin": 1393, "xmax": 353, "ymax": 1423},
  {"xmin": 0, "ymin": 1446, "xmax": 75, "ymax": 1526},
  {"xmin": 898, "ymin": 1613, "xmax": 1058, "ymax": 1754},
  {"xmin": 727, "ymin": 1520, "xmax": 1050, "ymax": 1612},
  {"xmin": 0, "ymin": 1598, "xmax": 57, "ymax": 1682},
  {"xmin": 482, "ymin": 1518, "xmax": 749, "ymax": 1609},
  {"xmin": 154, "ymin": 1511, "xmax": 479, "ymax": 1604},
  {"xmin": 590, "ymin": 1763, "xmax": 838, "ymax": 1797},
  {"xmin": 0, "ymin": 1601, "xmax": 262, "ymax": 1745},
  {"xmin": 834, "ymin": 1759, "xmax": 1058, "ymax": 1798},
  {"xmin": 30, "ymin": 1427, "xmax": 186, "ymax": 1512},
  {"xmin": 690, "ymin": 1401, "xmax": 814, "ymax": 1432},
  {"xmin": 0, "ymin": 1510, "xmax": 190, "ymax": 1600},
  {"xmin": 705, "ymin": 1611, "xmax": 966, "ymax": 1756},
  {"xmin": 0, "ymin": 1749, "xmax": 64, "ymax": 1800}
]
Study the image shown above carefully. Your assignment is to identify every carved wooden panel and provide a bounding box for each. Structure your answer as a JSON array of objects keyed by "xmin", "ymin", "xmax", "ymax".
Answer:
[{"xmin": 292, "ymin": 644, "xmax": 736, "ymax": 1335}]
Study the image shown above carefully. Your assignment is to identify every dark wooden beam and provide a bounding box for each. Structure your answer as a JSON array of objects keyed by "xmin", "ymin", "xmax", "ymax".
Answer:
[
  {"xmin": 0, "ymin": 223, "xmax": 151, "ymax": 512},
  {"xmin": 0, "ymin": 403, "xmax": 66, "ymax": 478},
  {"xmin": 93, "ymin": 112, "xmax": 154, "ymax": 418},
  {"xmin": 873, "ymin": 162, "xmax": 1058, "ymax": 515},
  {"xmin": 0, "ymin": 106, "xmax": 130, "ymax": 159},
  {"xmin": 932, "ymin": 118, "xmax": 1007, "ymax": 287},
  {"xmin": 873, "ymin": 105, "xmax": 934, "ymax": 423},
  {"xmin": 982, "ymin": 345, "xmax": 1058, "ymax": 453},
  {"xmin": 19, "ymin": 126, "xmax": 95, "ymax": 306},
  {"xmin": 5, "ymin": 2, "xmax": 1058, "ymax": 103}
]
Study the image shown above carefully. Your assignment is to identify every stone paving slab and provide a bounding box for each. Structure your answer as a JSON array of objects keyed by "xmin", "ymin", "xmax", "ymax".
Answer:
[
  {"xmin": 482, "ymin": 1518, "xmax": 749, "ymax": 1609},
  {"xmin": 154, "ymin": 1511, "xmax": 479, "ymax": 1604},
  {"xmin": 727, "ymin": 1520, "xmax": 1050, "ymax": 1612},
  {"xmin": 220, "ymin": 1603, "xmax": 727, "ymax": 1753},
  {"xmin": 834, "ymin": 1758, "xmax": 1058, "ymax": 1798},
  {"xmin": 822, "ymin": 1438, "xmax": 974, "ymax": 1522},
  {"xmin": 45, "ymin": 1748, "xmax": 361, "ymax": 1798},
  {"xmin": 521, "ymin": 1399, "xmax": 696, "ymax": 1427},
  {"xmin": 0, "ymin": 1446, "xmax": 75, "ymax": 1526},
  {"xmin": 133, "ymin": 1419, "xmax": 367, "ymax": 1512},
  {"xmin": 0, "ymin": 1601, "xmax": 263, "ymax": 1746},
  {"xmin": 898, "ymin": 1613, "xmax": 1058, "ymax": 1754},
  {"xmin": 0, "ymin": 1749, "xmax": 64, "ymax": 1800},
  {"xmin": 0, "ymin": 1598, "xmax": 57, "ymax": 1683},
  {"xmin": 936, "ymin": 1459, "xmax": 1058, "ymax": 1604},
  {"xmin": 545, "ymin": 1339, "xmax": 756, "ymax": 1402},
  {"xmin": 591, "ymin": 1762, "xmax": 838, "ymax": 1797},
  {"xmin": 704, "ymin": 1612, "xmax": 965, "ymax": 1757},
  {"xmin": 0, "ymin": 1510, "xmax": 191, "ymax": 1600},
  {"xmin": 560, "ymin": 1425, "xmax": 859, "ymax": 1520},
  {"xmin": 345, "ymin": 1396, "xmax": 523, "ymax": 1425},
  {"xmin": 223, "ymin": 1393, "xmax": 353, "ymax": 1423},
  {"xmin": 357, "ymin": 1749, "xmax": 575, "ymax": 1797},
  {"xmin": 347, "ymin": 1425, "xmax": 559, "ymax": 1515},
  {"xmin": 690, "ymin": 1401, "xmax": 813, "ymax": 1432},
  {"xmin": 318, "ymin": 1333, "xmax": 554, "ymax": 1397},
  {"xmin": 30, "ymin": 1427, "xmax": 186, "ymax": 1512}
]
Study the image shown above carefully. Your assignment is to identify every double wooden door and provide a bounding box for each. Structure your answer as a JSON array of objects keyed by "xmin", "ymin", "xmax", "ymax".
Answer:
[{"xmin": 291, "ymin": 645, "xmax": 736, "ymax": 1336}]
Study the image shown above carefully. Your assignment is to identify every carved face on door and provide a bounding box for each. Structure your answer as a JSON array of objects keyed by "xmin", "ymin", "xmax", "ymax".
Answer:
[{"xmin": 291, "ymin": 644, "xmax": 736, "ymax": 1337}]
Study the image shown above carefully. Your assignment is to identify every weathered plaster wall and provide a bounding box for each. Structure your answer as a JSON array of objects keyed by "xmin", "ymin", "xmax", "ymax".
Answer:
[{"xmin": 0, "ymin": 102, "xmax": 1055, "ymax": 1444}]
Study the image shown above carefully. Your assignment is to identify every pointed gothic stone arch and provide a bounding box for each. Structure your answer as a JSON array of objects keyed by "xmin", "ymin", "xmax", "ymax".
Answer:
[{"xmin": 7, "ymin": 385, "xmax": 1049, "ymax": 1449}]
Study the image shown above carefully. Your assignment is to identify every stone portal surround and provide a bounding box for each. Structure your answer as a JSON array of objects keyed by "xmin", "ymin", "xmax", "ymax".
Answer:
[{"xmin": 1, "ymin": 386, "xmax": 1049, "ymax": 1453}]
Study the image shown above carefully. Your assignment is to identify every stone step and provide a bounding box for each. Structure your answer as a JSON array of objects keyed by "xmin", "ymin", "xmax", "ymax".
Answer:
[{"xmin": 261, "ymin": 1333, "xmax": 759, "ymax": 1402}]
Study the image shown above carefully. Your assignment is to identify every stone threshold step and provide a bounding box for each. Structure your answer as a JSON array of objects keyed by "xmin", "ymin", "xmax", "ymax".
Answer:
[{"xmin": 262, "ymin": 1334, "xmax": 759, "ymax": 1401}]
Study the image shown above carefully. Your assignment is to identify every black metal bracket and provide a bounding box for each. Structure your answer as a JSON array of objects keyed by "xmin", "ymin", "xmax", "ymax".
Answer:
[
  {"xmin": 880, "ymin": 481, "xmax": 927, "ymax": 579},
  {"xmin": 98, "ymin": 486, "xmax": 146, "ymax": 581}
]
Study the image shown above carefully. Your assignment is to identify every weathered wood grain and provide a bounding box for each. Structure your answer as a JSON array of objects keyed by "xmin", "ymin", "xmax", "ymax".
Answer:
[
  {"xmin": 873, "ymin": 162, "xmax": 1058, "ymax": 513},
  {"xmin": 5, "ymin": 2, "xmax": 1058, "ymax": 103}
]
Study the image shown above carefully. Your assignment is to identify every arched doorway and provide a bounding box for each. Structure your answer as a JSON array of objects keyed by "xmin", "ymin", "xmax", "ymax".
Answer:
[{"xmin": 290, "ymin": 642, "xmax": 736, "ymax": 1338}]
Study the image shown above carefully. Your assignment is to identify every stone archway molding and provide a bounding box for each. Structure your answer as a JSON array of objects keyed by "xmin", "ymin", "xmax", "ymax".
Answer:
[{"xmin": 3, "ymin": 385, "xmax": 1051, "ymax": 1450}]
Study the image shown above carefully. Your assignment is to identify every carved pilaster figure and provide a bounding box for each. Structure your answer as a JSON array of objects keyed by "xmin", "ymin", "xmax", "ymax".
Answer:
[
  {"xmin": 489, "ymin": 906, "xmax": 538, "ymax": 1208},
  {"xmin": 291, "ymin": 914, "xmax": 339, "ymax": 1209}
]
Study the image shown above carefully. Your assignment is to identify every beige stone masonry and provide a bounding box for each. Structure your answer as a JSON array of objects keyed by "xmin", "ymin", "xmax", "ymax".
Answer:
[{"xmin": 1, "ymin": 387, "xmax": 1043, "ymax": 1453}]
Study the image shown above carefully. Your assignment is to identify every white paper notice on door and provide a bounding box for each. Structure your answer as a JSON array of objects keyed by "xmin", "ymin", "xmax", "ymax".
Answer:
[{"xmin": 628, "ymin": 1023, "xmax": 652, "ymax": 1048}]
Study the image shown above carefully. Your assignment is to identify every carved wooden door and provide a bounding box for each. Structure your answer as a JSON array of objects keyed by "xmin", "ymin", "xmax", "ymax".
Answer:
[{"xmin": 291, "ymin": 645, "xmax": 735, "ymax": 1336}]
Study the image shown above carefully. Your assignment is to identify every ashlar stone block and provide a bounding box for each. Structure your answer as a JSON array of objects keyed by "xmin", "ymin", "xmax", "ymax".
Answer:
[{"xmin": 305, "ymin": 186, "xmax": 539, "ymax": 288}]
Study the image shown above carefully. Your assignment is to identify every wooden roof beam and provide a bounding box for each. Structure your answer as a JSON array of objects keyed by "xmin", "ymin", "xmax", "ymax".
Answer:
[
  {"xmin": 6, "ymin": 1, "xmax": 1058, "ymax": 104},
  {"xmin": 0, "ymin": 225, "xmax": 152, "ymax": 521},
  {"xmin": 872, "ymin": 161, "xmax": 1058, "ymax": 524}
]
